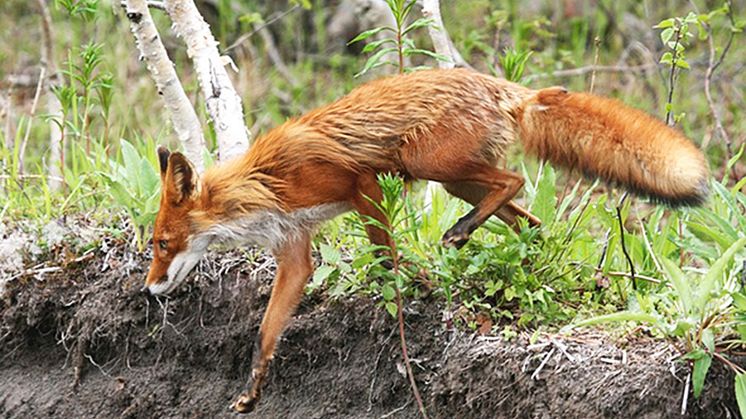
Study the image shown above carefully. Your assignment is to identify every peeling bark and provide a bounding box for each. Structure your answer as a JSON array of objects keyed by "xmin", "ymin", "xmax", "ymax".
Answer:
[
  {"xmin": 123, "ymin": 0, "xmax": 206, "ymax": 172},
  {"xmin": 164, "ymin": 0, "xmax": 250, "ymax": 161}
]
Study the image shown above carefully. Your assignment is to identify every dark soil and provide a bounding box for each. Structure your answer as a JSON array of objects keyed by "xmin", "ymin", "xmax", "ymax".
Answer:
[{"xmin": 0, "ymin": 243, "xmax": 740, "ymax": 418}]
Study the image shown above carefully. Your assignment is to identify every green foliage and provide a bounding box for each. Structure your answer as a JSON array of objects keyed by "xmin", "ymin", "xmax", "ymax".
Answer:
[
  {"xmin": 55, "ymin": 0, "xmax": 98, "ymax": 21},
  {"xmin": 100, "ymin": 139, "xmax": 161, "ymax": 252},
  {"xmin": 496, "ymin": 48, "xmax": 532, "ymax": 82},
  {"xmin": 736, "ymin": 373, "xmax": 746, "ymax": 418},
  {"xmin": 576, "ymin": 223, "xmax": 746, "ymax": 401},
  {"xmin": 349, "ymin": 0, "xmax": 448, "ymax": 76}
]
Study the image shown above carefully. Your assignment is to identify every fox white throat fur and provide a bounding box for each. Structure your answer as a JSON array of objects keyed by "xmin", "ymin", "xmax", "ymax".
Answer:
[
  {"xmin": 203, "ymin": 202, "xmax": 352, "ymax": 250},
  {"xmin": 146, "ymin": 202, "xmax": 351, "ymax": 295}
]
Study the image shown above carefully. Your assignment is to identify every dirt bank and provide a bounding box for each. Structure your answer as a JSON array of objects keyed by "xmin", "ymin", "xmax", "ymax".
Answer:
[{"xmin": 0, "ymin": 243, "xmax": 739, "ymax": 418}]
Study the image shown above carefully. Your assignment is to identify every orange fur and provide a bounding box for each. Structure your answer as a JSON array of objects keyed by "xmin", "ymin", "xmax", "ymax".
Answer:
[
  {"xmin": 145, "ymin": 68, "xmax": 709, "ymax": 413},
  {"xmin": 518, "ymin": 87, "xmax": 709, "ymax": 205}
]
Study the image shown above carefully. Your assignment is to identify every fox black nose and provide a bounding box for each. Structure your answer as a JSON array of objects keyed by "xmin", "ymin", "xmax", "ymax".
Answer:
[{"xmin": 140, "ymin": 284, "xmax": 151, "ymax": 295}]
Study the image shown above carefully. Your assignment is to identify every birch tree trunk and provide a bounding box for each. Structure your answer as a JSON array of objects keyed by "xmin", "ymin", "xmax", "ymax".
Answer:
[
  {"xmin": 37, "ymin": 0, "xmax": 64, "ymax": 191},
  {"xmin": 420, "ymin": 0, "xmax": 468, "ymax": 69},
  {"xmin": 164, "ymin": 0, "xmax": 250, "ymax": 161},
  {"xmin": 123, "ymin": 0, "xmax": 206, "ymax": 172}
]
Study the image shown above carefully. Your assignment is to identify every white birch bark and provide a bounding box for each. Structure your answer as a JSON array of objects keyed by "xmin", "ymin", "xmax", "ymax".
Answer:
[
  {"xmin": 123, "ymin": 0, "xmax": 206, "ymax": 172},
  {"xmin": 164, "ymin": 0, "xmax": 250, "ymax": 161},
  {"xmin": 420, "ymin": 0, "xmax": 465, "ymax": 69}
]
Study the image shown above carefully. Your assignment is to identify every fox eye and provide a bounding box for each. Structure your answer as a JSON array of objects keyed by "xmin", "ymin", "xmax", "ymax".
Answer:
[{"xmin": 158, "ymin": 240, "xmax": 168, "ymax": 251}]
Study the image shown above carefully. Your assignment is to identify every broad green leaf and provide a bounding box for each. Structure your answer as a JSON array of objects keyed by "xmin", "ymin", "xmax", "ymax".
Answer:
[
  {"xmin": 692, "ymin": 353, "xmax": 712, "ymax": 399},
  {"xmin": 660, "ymin": 257, "xmax": 692, "ymax": 314},
  {"xmin": 319, "ymin": 243, "xmax": 341, "ymax": 264},
  {"xmin": 676, "ymin": 59, "xmax": 690, "ymax": 69},
  {"xmin": 402, "ymin": 48, "xmax": 450, "ymax": 62},
  {"xmin": 736, "ymin": 373, "xmax": 746, "ymax": 419},
  {"xmin": 402, "ymin": 17, "xmax": 436, "ymax": 36},
  {"xmin": 355, "ymin": 47, "xmax": 398, "ymax": 77},
  {"xmin": 532, "ymin": 164, "xmax": 556, "ymax": 227},
  {"xmin": 702, "ymin": 328, "xmax": 715, "ymax": 353},
  {"xmin": 138, "ymin": 157, "xmax": 158, "ymax": 197},
  {"xmin": 687, "ymin": 219, "xmax": 736, "ymax": 249},
  {"xmin": 654, "ymin": 18, "xmax": 675, "ymax": 29},
  {"xmin": 385, "ymin": 301, "xmax": 399, "ymax": 317},
  {"xmin": 661, "ymin": 27, "xmax": 675, "ymax": 43},
  {"xmin": 504, "ymin": 286, "xmax": 517, "ymax": 301},
  {"xmin": 382, "ymin": 283, "xmax": 396, "ymax": 301},
  {"xmin": 361, "ymin": 38, "xmax": 396, "ymax": 53},
  {"xmin": 312, "ymin": 265, "xmax": 336, "ymax": 288}
]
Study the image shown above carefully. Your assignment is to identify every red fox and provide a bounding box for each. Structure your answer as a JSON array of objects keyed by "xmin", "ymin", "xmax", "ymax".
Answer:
[{"xmin": 144, "ymin": 68, "xmax": 708, "ymax": 412}]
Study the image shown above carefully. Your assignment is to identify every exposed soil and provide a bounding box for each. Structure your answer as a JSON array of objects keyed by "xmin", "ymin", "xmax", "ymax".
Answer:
[{"xmin": 0, "ymin": 242, "xmax": 740, "ymax": 418}]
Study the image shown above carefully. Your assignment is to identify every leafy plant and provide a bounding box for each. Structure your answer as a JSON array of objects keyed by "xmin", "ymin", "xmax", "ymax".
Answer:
[
  {"xmin": 576, "ymin": 234, "xmax": 746, "ymax": 406},
  {"xmin": 99, "ymin": 139, "xmax": 160, "ymax": 251},
  {"xmin": 496, "ymin": 47, "xmax": 532, "ymax": 82},
  {"xmin": 55, "ymin": 0, "xmax": 98, "ymax": 21},
  {"xmin": 349, "ymin": 0, "xmax": 448, "ymax": 76}
]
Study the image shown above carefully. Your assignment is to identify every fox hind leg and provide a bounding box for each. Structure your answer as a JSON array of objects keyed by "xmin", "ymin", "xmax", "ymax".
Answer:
[
  {"xmin": 399, "ymin": 134, "xmax": 526, "ymax": 247},
  {"xmin": 442, "ymin": 181, "xmax": 541, "ymax": 232},
  {"xmin": 439, "ymin": 167, "xmax": 525, "ymax": 248}
]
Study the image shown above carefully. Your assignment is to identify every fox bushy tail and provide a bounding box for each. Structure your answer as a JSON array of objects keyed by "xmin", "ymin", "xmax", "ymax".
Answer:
[{"xmin": 517, "ymin": 87, "xmax": 709, "ymax": 206}]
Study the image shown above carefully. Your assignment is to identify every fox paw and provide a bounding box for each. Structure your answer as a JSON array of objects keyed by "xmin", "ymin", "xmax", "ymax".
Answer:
[
  {"xmin": 441, "ymin": 230, "xmax": 470, "ymax": 249},
  {"xmin": 231, "ymin": 392, "xmax": 259, "ymax": 414}
]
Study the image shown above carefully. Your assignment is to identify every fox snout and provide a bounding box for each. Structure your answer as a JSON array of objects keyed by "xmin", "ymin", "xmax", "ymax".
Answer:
[
  {"xmin": 145, "ymin": 245, "xmax": 207, "ymax": 295},
  {"xmin": 145, "ymin": 259, "xmax": 171, "ymax": 295}
]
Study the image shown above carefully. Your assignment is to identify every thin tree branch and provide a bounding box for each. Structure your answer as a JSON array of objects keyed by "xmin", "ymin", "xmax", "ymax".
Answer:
[
  {"xmin": 255, "ymin": 23, "xmax": 299, "ymax": 87},
  {"xmin": 225, "ymin": 5, "xmax": 301, "ymax": 53},
  {"xmin": 419, "ymin": 0, "xmax": 468, "ymax": 69},
  {"xmin": 120, "ymin": 0, "xmax": 165, "ymax": 10},
  {"xmin": 615, "ymin": 193, "xmax": 637, "ymax": 289},
  {"xmin": 526, "ymin": 63, "xmax": 658, "ymax": 82},
  {"xmin": 702, "ymin": 0, "xmax": 736, "ymax": 167},
  {"xmin": 420, "ymin": 0, "xmax": 453, "ymax": 69}
]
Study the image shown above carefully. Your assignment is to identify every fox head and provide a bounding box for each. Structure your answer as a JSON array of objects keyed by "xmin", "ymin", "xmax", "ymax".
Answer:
[{"xmin": 144, "ymin": 147, "xmax": 210, "ymax": 295}]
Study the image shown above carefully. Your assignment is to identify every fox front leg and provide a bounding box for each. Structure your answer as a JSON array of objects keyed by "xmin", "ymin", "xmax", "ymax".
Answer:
[{"xmin": 232, "ymin": 233, "xmax": 313, "ymax": 413}]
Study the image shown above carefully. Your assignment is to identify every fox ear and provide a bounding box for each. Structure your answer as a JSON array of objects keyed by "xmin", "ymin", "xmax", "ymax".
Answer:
[
  {"xmin": 157, "ymin": 146, "xmax": 171, "ymax": 177},
  {"xmin": 165, "ymin": 152, "xmax": 197, "ymax": 205}
]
